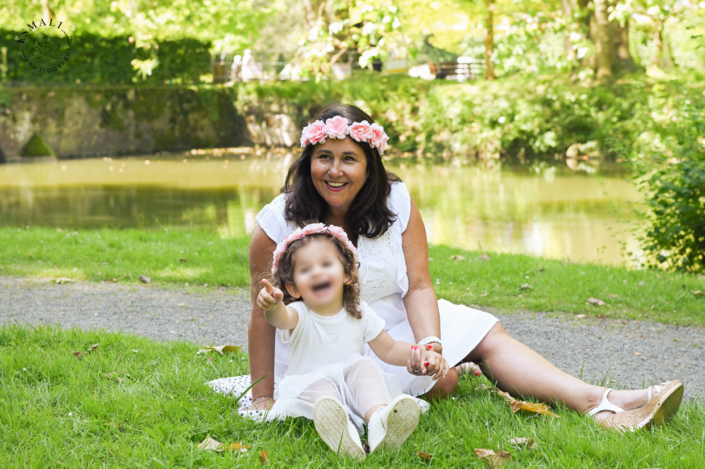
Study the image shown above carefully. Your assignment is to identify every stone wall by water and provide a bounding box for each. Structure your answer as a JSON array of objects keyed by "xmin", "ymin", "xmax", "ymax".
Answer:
[{"xmin": 0, "ymin": 86, "xmax": 299, "ymax": 159}]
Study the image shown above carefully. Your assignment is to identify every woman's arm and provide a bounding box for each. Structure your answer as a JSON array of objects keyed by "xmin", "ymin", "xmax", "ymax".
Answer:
[
  {"xmin": 247, "ymin": 224, "xmax": 278, "ymax": 407},
  {"xmin": 402, "ymin": 196, "xmax": 442, "ymax": 355}
]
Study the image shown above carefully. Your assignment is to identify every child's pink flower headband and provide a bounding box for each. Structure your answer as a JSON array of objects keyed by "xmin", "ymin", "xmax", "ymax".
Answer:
[
  {"xmin": 300, "ymin": 116, "xmax": 389, "ymax": 155},
  {"xmin": 272, "ymin": 223, "xmax": 358, "ymax": 274}
]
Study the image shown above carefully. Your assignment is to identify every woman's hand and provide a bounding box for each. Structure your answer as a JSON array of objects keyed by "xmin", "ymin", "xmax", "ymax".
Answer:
[
  {"xmin": 422, "ymin": 351, "xmax": 449, "ymax": 380},
  {"xmin": 407, "ymin": 344, "xmax": 449, "ymax": 380},
  {"xmin": 257, "ymin": 279, "xmax": 284, "ymax": 312}
]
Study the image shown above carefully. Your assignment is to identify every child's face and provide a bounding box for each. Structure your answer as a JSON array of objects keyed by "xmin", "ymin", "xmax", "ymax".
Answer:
[{"xmin": 286, "ymin": 239, "xmax": 348, "ymax": 311}]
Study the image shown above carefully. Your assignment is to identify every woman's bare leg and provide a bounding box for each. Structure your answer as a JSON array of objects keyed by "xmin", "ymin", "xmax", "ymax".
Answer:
[{"xmin": 426, "ymin": 323, "xmax": 651, "ymax": 420}]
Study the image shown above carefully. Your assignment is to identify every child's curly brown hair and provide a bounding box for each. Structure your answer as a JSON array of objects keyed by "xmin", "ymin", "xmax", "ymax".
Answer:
[{"xmin": 272, "ymin": 233, "xmax": 361, "ymax": 319}]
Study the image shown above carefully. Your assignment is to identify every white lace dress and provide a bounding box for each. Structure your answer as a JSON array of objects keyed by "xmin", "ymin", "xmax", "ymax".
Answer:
[{"xmin": 208, "ymin": 181, "xmax": 499, "ymax": 412}]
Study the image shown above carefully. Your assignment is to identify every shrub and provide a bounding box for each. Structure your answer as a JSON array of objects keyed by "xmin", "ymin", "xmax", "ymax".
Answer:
[
  {"xmin": 0, "ymin": 30, "xmax": 211, "ymax": 85},
  {"xmin": 630, "ymin": 86, "xmax": 705, "ymax": 272}
]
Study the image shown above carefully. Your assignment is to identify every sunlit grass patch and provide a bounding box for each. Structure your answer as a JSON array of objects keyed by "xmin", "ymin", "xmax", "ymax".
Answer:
[
  {"xmin": 1, "ymin": 325, "xmax": 703, "ymax": 467},
  {"xmin": 0, "ymin": 227, "xmax": 703, "ymax": 326}
]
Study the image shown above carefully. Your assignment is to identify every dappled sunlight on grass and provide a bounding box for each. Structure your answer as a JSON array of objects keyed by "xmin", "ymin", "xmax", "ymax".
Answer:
[{"xmin": 155, "ymin": 266, "xmax": 212, "ymax": 281}]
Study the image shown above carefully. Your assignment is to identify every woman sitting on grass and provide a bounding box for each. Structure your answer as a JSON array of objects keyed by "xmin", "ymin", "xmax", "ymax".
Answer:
[
  {"xmin": 253, "ymin": 223, "xmax": 449, "ymax": 459},
  {"xmin": 210, "ymin": 103, "xmax": 683, "ymax": 433}
]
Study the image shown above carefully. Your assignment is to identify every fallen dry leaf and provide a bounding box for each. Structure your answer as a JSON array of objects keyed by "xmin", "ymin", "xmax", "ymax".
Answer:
[
  {"xmin": 260, "ymin": 450, "xmax": 269, "ymax": 464},
  {"xmin": 474, "ymin": 449, "xmax": 512, "ymax": 468},
  {"xmin": 519, "ymin": 283, "xmax": 532, "ymax": 290},
  {"xmin": 693, "ymin": 290, "xmax": 703, "ymax": 297},
  {"xmin": 224, "ymin": 441, "xmax": 251, "ymax": 453},
  {"xmin": 587, "ymin": 297, "xmax": 605, "ymax": 306},
  {"xmin": 633, "ymin": 351, "xmax": 642, "ymax": 356},
  {"xmin": 609, "ymin": 294, "xmax": 619, "ymax": 298},
  {"xmin": 621, "ymin": 319, "xmax": 629, "ymax": 325},
  {"xmin": 197, "ymin": 434, "xmax": 224, "ymax": 452},
  {"xmin": 102, "ymin": 372, "xmax": 124, "ymax": 383},
  {"xmin": 449, "ymin": 255, "xmax": 466, "ymax": 261},
  {"xmin": 197, "ymin": 345, "xmax": 242, "ymax": 355},
  {"xmin": 139, "ymin": 274, "xmax": 151, "ymax": 284},
  {"xmin": 508, "ymin": 437, "xmax": 536, "ymax": 450},
  {"xmin": 475, "ymin": 383, "xmax": 496, "ymax": 391},
  {"xmin": 480, "ymin": 292, "xmax": 488, "ymax": 297},
  {"xmin": 477, "ymin": 254, "xmax": 491, "ymax": 261},
  {"xmin": 179, "ymin": 258, "xmax": 187, "ymax": 262},
  {"xmin": 87, "ymin": 344, "xmax": 99, "ymax": 353},
  {"xmin": 576, "ymin": 314, "xmax": 588, "ymax": 319},
  {"xmin": 418, "ymin": 451, "xmax": 433, "ymax": 460},
  {"xmin": 55, "ymin": 278, "xmax": 75, "ymax": 284},
  {"xmin": 497, "ymin": 390, "xmax": 560, "ymax": 418}
]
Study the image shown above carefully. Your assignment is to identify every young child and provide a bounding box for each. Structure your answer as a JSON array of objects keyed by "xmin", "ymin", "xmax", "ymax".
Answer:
[{"xmin": 255, "ymin": 223, "xmax": 449, "ymax": 460}]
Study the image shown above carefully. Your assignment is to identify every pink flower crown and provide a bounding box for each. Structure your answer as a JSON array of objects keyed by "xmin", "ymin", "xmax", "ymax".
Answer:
[
  {"xmin": 271, "ymin": 223, "xmax": 358, "ymax": 275},
  {"xmin": 300, "ymin": 115, "xmax": 390, "ymax": 155}
]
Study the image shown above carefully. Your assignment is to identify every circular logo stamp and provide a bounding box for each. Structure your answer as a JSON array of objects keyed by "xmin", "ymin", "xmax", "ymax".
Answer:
[{"xmin": 15, "ymin": 19, "xmax": 73, "ymax": 74}]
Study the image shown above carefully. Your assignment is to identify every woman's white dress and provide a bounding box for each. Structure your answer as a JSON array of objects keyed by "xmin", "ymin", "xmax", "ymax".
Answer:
[{"xmin": 208, "ymin": 181, "xmax": 499, "ymax": 411}]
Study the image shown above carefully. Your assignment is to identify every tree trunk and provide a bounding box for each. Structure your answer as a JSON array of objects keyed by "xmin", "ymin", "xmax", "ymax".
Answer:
[
  {"xmin": 653, "ymin": 23, "xmax": 675, "ymax": 70},
  {"xmin": 611, "ymin": 19, "xmax": 637, "ymax": 72},
  {"xmin": 301, "ymin": 0, "xmax": 319, "ymax": 30},
  {"xmin": 592, "ymin": 0, "xmax": 613, "ymax": 80},
  {"xmin": 661, "ymin": 29, "xmax": 674, "ymax": 70},
  {"xmin": 484, "ymin": 0, "xmax": 496, "ymax": 80},
  {"xmin": 41, "ymin": 0, "xmax": 55, "ymax": 21},
  {"xmin": 561, "ymin": 0, "xmax": 577, "ymax": 61}
]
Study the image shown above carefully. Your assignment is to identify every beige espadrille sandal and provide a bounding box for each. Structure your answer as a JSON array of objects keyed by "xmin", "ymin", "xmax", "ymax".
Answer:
[
  {"xmin": 368, "ymin": 394, "xmax": 420, "ymax": 453},
  {"xmin": 588, "ymin": 380, "xmax": 684, "ymax": 432},
  {"xmin": 313, "ymin": 397, "xmax": 366, "ymax": 460}
]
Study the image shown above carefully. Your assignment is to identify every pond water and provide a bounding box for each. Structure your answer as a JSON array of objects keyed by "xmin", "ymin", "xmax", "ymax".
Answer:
[{"xmin": 0, "ymin": 155, "xmax": 643, "ymax": 265}]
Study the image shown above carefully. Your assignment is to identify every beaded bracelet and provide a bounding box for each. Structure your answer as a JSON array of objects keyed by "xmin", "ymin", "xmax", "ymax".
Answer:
[{"xmin": 252, "ymin": 396, "xmax": 273, "ymax": 406}]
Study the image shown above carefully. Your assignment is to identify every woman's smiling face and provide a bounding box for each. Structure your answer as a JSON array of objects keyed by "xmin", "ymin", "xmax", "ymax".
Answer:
[{"xmin": 310, "ymin": 138, "xmax": 368, "ymax": 214}]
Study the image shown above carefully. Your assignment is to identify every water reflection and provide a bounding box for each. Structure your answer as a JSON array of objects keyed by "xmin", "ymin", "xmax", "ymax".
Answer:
[{"xmin": 0, "ymin": 156, "xmax": 643, "ymax": 265}]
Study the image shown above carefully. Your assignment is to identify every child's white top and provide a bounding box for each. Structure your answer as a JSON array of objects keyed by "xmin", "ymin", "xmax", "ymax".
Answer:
[
  {"xmin": 257, "ymin": 181, "xmax": 411, "ymax": 385},
  {"xmin": 282, "ymin": 301, "xmax": 385, "ymax": 377}
]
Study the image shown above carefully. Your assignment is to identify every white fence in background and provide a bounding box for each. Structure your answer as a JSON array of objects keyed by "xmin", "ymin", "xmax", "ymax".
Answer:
[{"xmin": 211, "ymin": 51, "xmax": 484, "ymax": 83}]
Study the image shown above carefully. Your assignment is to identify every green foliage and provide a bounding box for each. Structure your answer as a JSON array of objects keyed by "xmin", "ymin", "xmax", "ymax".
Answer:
[
  {"xmin": 294, "ymin": 0, "xmax": 411, "ymax": 79},
  {"xmin": 19, "ymin": 133, "xmax": 55, "ymax": 157},
  {"xmin": 0, "ymin": 30, "xmax": 211, "ymax": 85},
  {"xmin": 628, "ymin": 87, "xmax": 705, "ymax": 272},
  {"xmin": 1, "ymin": 0, "xmax": 274, "ymax": 51}
]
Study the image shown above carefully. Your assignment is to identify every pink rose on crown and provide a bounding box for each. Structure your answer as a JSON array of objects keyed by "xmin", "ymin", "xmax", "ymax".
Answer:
[
  {"xmin": 349, "ymin": 121, "xmax": 373, "ymax": 143},
  {"xmin": 301, "ymin": 223, "xmax": 326, "ymax": 236},
  {"xmin": 327, "ymin": 225, "xmax": 351, "ymax": 244},
  {"xmin": 324, "ymin": 116, "xmax": 350, "ymax": 139},
  {"xmin": 369, "ymin": 123, "xmax": 386, "ymax": 149},
  {"xmin": 376, "ymin": 133, "xmax": 389, "ymax": 155},
  {"xmin": 301, "ymin": 121, "xmax": 327, "ymax": 147}
]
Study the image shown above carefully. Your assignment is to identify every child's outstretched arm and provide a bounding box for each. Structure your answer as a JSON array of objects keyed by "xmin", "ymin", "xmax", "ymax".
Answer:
[
  {"xmin": 257, "ymin": 279, "xmax": 299, "ymax": 330},
  {"xmin": 368, "ymin": 330, "xmax": 450, "ymax": 380}
]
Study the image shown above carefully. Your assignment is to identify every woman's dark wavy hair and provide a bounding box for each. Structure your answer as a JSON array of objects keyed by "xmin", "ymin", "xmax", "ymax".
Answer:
[{"xmin": 283, "ymin": 103, "xmax": 400, "ymax": 240}]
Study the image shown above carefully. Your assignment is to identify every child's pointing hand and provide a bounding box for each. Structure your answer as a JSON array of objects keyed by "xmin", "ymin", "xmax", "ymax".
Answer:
[{"xmin": 258, "ymin": 279, "xmax": 284, "ymax": 311}]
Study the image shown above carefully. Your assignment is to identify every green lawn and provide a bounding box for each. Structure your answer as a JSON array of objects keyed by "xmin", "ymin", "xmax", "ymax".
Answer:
[
  {"xmin": 1, "ymin": 324, "xmax": 703, "ymax": 468},
  {"xmin": 1, "ymin": 227, "xmax": 703, "ymax": 326}
]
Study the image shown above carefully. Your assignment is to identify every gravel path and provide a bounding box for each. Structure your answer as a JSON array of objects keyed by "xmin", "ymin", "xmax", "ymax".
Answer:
[{"xmin": 1, "ymin": 276, "xmax": 703, "ymax": 400}]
